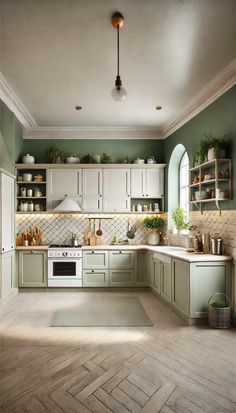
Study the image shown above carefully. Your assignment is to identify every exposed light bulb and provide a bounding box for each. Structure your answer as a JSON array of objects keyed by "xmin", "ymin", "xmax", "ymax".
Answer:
[{"xmin": 111, "ymin": 86, "xmax": 127, "ymax": 101}]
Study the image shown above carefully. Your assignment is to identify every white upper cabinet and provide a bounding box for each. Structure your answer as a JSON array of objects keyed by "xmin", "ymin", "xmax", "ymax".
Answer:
[
  {"xmin": 47, "ymin": 169, "xmax": 82, "ymax": 209},
  {"xmin": 0, "ymin": 172, "xmax": 15, "ymax": 253},
  {"xmin": 82, "ymin": 169, "xmax": 103, "ymax": 212},
  {"xmin": 103, "ymin": 169, "xmax": 130, "ymax": 212},
  {"xmin": 131, "ymin": 167, "xmax": 164, "ymax": 198}
]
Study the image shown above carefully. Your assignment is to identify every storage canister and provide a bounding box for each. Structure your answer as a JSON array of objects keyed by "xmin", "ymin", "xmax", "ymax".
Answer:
[{"xmin": 210, "ymin": 233, "xmax": 222, "ymax": 255}]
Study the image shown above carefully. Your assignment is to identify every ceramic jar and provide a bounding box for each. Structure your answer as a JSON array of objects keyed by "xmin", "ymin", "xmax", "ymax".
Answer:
[
  {"xmin": 147, "ymin": 229, "xmax": 160, "ymax": 246},
  {"xmin": 22, "ymin": 154, "xmax": 35, "ymax": 164},
  {"xmin": 66, "ymin": 155, "xmax": 80, "ymax": 164}
]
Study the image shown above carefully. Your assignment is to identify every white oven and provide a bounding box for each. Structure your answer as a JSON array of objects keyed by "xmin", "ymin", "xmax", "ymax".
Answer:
[{"xmin": 48, "ymin": 247, "xmax": 82, "ymax": 287}]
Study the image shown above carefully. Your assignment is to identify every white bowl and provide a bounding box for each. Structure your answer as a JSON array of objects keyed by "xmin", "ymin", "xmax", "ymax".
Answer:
[
  {"xmin": 134, "ymin": 158, "xmax": 145, "ymax": 164},
  {"xmin": 23, "ymin": 173, "xmax": 33, "ymax": 182},
  {"xmin": 66, "ymin": 156, "xmax": 80, "ymax": 164}
]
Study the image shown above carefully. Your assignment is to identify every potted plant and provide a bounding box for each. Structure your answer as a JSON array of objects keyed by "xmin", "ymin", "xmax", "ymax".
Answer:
[
  {"xmin": 45, "ymin": 143, "xmax": 65, "ymax": 163},
  {"xmin": 194, "ymin": 134, "xmax": 229, "ymax": 165},
  {"xmin": 171, "ymin": 207, "xmax": 188, "ymax": 234},
  {"xmin": 101, "ymin": 153, "xmax": 112, "ymax": 164},
  {"xmin": 143, "ymin": 215, "xmax": 164, "ymax": 245}
]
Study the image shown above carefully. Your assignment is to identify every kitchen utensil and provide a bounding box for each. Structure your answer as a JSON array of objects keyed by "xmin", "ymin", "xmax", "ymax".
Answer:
[
  {"xmin": 23, "ymin": 173, "xmax": 33, "ymax": 182},
  {"xmin": 71, "ymin": 233, "xmax": 79, "ymax": 246},
  {"xmin": 23, "ymin": 154, "xmax": 35, "ymax": 164},
  {"xmin": 211, "ymin": 234, "xmax": 222, "ymax": 255},
  {"xmin": 126, "ymin": 220, "xmax": 136, "ymax": 239},
  {"xmin": 96, "ymin": 219, "xmax": 103, "ymax": 236}
]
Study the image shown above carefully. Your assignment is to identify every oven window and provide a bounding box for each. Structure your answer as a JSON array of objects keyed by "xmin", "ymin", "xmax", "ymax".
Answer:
[{"xmin": 53, "ymin": 261, "xmax": 76, "ymax": 276}]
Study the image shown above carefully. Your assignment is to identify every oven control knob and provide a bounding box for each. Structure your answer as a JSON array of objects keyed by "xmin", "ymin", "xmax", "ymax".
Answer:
[{"xmin": 62, "ymin": 252, "xmax": 68, "ymax": 257}]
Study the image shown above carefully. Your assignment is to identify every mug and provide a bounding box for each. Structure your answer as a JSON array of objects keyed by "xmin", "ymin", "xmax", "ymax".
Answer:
[{"xmin": 21, "ymin": 187, "xmax": 26, "ymax": 197}]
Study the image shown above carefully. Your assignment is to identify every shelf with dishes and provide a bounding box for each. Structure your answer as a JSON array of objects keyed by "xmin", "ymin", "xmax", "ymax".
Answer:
[
  {"xmin": 189, "ymin": 159, "xmax": 231, "ymax": 214},
  {"xmin": 16, "ymin": 169, "xmax": 47, "ymax": 212}
]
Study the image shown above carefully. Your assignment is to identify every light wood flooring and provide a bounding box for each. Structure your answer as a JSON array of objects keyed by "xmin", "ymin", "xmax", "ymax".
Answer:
[{"xmin": 0, "ymin": 290, "xmax": 236, "ymax": 413}]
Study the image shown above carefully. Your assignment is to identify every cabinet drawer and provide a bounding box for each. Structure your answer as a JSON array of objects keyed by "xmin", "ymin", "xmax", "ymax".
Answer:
[
  {"xmin": 83, "ymin": 250, "xmax": 108, "ymax": 269},
  {"xmin": 109, "ymin": 270, "xmax": 135, "ymax": 286},
  {"xmin": 83, "ymin": 270, "xmax": 109, "ymax": 287},
  {"xmin": 109, "ymin": 251, "xmax": 136, "ymax": 269}
]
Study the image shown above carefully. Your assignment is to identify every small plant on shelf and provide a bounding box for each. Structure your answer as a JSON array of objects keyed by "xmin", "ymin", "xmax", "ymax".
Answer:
[
  {"xmin": 45, "ymin": 143, "xmax": 65, "ymax": 163},
  {"xmin": 100, "ymin": 153, "xmax": 112, "ymax": 164}
]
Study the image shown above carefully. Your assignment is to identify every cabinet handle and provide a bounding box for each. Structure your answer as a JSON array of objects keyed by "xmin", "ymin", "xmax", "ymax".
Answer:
[
  {"xmin": 31, "ymin": 250, "xmax": 35, "ymax": 254},
  {"xmin": 99, "ymin": 194, "xmax": 102, "ymax": 197},
  {"xmin": 2, "ymin": 248, "xmax": 4, "ymax": 252},
  {"xmin": 11, "ymin": 245, "xmax": 14, "ymax": 248},
  {"xmin": 127, "ymin": 194, "xmax": 130, "ymax": 197},
  {"xmin": 91, "ymin": 270, "xmax": 94, "ymax": 273},
  {"xmin": 91, "ymin": 251, "xmax": 95, "ymax": 254},
  {"xmin": 119, "ymin": 251, "xmax": 122, "ymax": 254},
  {"xmin": 146, "ymin": 194, "xmax": 148, "ymax": 196},
  {"xmin": 143, "ymin": 194, "xmax": 145, "ymax": 197}
]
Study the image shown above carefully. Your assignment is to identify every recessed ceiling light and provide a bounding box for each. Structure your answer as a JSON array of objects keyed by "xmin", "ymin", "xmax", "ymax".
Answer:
[
  {"xmin": 155, "ymin": 106, "xmax": 162, "ymax": 110},
  {"xmin": 75, "ymin": 105, "xmax": 82, "ymax": 111}
]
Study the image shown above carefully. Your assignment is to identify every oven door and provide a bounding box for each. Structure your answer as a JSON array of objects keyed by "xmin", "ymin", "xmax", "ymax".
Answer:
[{"xmin": 48, "ymin": 258, "xmax": 82, "ymax": 287}]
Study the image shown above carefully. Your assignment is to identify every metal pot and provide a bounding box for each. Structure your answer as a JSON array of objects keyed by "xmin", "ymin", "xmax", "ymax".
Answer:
[{"xmin": 210, "ymin": 234, "xmax": 222, "ymax": 255}]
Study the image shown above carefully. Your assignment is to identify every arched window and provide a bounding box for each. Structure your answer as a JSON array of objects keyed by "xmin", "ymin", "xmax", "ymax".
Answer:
[{"xmin": 179, "ymin": 151, "xmax": 189, "ymax": 215}]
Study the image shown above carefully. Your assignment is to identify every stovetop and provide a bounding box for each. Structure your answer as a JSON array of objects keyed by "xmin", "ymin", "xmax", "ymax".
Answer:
[{"xmin": 49, "ymin": 244, "xmax": 82, "ymax": 249}]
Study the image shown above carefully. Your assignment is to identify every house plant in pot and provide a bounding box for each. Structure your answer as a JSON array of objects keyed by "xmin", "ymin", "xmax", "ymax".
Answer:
[
  {"xmin": 45, "ymin": 143, "xmax": 65, "ymax": 163},
  {"xmin": 143, "ymin": 215, "xmax": 164, "ymax": 245},
  {"xmin": 171, "ymin": 207, "xmax": 188, "ymax": 234}
]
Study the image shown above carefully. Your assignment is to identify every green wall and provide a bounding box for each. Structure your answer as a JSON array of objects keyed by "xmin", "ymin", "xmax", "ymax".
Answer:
[
  {"xmin": 22, "ymin": 139, "xmax": 164, "ymax": 164},
  {"xmin": 0, "ymin": 100, "xmax": 23, "ymax": 174},
  {"xmin": 164, "ymin": 85, "xmax": 236, "ymax": 210}
]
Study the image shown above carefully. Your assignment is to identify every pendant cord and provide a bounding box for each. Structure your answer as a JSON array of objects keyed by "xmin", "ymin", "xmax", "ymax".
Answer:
[{"xmin": 117, "ymin": 25, "xmax": 120, "ymax": 76}]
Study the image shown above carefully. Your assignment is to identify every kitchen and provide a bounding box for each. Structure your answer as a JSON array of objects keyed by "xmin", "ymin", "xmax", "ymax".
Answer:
[{"xmin": 1, "ymin": 1, "xmax": 236, "ymax": 412}]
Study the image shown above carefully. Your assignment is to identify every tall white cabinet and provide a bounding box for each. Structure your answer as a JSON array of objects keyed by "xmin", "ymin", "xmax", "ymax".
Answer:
[{"xmin": 0, "ymin": 170, "xmax": 16, "ymax": 302}]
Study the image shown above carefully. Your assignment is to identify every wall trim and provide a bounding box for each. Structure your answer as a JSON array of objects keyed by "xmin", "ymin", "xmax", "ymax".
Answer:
[
  {"xmin": 162, "ymin": 58, "xmax": 236, "ymax": 139},
  {"xmin": 0, "ymin": 72, "xmax": 37, "ymax": 128},
  {"xmin": 23, "ymin": 126, "xmax": 163, "ymax": 140}
]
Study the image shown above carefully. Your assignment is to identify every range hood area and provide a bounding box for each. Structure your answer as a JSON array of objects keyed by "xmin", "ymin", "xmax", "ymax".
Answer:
[{"xmin": 53, "ymin": 195, "xmax": 81, "ymax": 212}]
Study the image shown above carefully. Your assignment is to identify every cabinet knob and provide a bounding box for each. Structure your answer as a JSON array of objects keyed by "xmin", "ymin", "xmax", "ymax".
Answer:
[
  {"xmin": 91, "ymin": 270, "xmax": 94, "ymax": 273},
  {"xmin": 92, "ymin": 251, "xmax": 95, "ymax": 254},
  {"xmin": 143, "ymin": 194, "xmax": 145, "ymax": 197},
  {"xmin": 31, "ymin": 250, "xmax": 35, "ymax": 254},
  {"xmin": 99, "ymin": 194, "xmax": 102, "ymax": 197},
  {"xmin": 2, "ymin": 248, "xmax": 4, "ymax": 252},
  {"xmin": 119, "ymin": 251, "xmax": 122, "ymax": 254},
  {"xmin": 146, "ymin": 194, "xmax": 148, "ymax": 196},
  {"xmin": 127, "ymin": 194, "xmax": 130, "ymax": 197}
]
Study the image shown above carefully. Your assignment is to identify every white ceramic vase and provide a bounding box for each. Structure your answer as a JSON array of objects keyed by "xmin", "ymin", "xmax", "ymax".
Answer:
[
  {"xmin": 147, "ymin": 229, "xmax": 160, "ymax": 245},
  {"xmin": 207, "ymin": 147, "xmax": 226, "ymax": 161}
]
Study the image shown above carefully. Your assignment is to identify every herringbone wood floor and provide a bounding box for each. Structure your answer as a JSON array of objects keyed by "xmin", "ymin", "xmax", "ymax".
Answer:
[{"xmin": 0, "ymin": 291, "xmax": 236, "ymax": 413}]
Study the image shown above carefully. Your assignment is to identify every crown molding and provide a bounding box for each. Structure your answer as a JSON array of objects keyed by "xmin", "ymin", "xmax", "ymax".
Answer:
[
  {"xmin": 0, "ymin": 72, "xmax": 37, "ymax": 128},
  {"xmin": 23, "ymin": 126, "xmax": 163, "ymax": 140},
  {"xmin": 162, "ymin": 58, "xmax": 236, "ymax": 139}
]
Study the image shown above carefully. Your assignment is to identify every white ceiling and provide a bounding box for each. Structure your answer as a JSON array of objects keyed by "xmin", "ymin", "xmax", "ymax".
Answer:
[{"xmin": 1, "ymin": 0, "xmax": 236, "ymax": 129}]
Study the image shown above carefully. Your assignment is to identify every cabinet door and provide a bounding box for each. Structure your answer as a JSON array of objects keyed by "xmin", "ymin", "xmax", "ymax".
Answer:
[
  {"xmin": 130, "ymin": 169, "xmax": 145, "ymax": 197},
  {"xmin": 109, "ymin": 250, "xmax": 136, "ymax": 269},
  {"xmin": 47, "ymin": 169, "xmax": 82, "ymax": 209},
  {"xmin": 149, "ymin": 255, "xmax": 155, "ymax": 286},
  {"xmin": 83, "ymin": 270, "xmax": 109, "ymax": 287},
  {"xmin": 161, "ymin": 261, "xmax": 172, "ymax": 303},
  {"xmin": 172, "ymin": 258, "xmax": 189, "ymax": 316},
  {"xmin": 82, "ymin": 169, "xmax": 103, "ymax": 212},
  {"xmin": 153, "ymin": 259, "xmax": 161, "ymax": 292},
  {"xmin": 19, "ymin": 251, "xmax": 47, "ymax": 287},
  {"xmin": 83, "ymin": 250, "xmax": 108, "ymax": 269},
  {"xmin": 146, "ymin": 168, "xmax": 164, "ymax": 198},
  {"xmin": 0, "ymin": 251, "xmax": 15, "ymax": 300},
  {"xmin": 190, "ymin": 262, "xmax": 227, "ymax": 318},
  {"xmin": 0, "ymin": 173, "xmax": 15, "ymax": 253},
  {"xmin": 109, "ymin": 270, "xmax": 135, "ymax": 286},
  {"xmin": 135, "ymin": 251, "xmax": 147, "ymax": 285},
  {"xmin": 103, "ymin": 169, "xmax": 130, "ymax": 212}
]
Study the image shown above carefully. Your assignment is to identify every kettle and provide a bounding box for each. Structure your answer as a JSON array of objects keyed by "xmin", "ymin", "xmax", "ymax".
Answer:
[{"xmin": 210, "ymin": 233, "xmax": 222, "ymax": 255}]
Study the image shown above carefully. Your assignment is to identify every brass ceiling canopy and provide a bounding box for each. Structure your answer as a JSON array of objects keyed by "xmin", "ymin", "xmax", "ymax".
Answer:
[{"xmin": 111, "ymin": 12, "xmax": 124, "ymax": 29}]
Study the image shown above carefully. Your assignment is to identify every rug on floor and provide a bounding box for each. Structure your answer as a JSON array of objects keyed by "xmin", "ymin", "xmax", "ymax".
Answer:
[{"xmin": 51, "ymin": 296, "xmax": 153, "ymax": 327}]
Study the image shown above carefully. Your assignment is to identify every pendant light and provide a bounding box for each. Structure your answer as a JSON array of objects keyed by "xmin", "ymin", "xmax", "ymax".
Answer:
[{"xmin": 111, "ymin": 12, "xmax": 127, "ymax": 101}]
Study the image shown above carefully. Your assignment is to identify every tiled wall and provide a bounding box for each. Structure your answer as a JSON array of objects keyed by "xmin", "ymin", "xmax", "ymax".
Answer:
[{"xmin": 16, "ymin": 214, "xmax": 157, "ymax": 246}]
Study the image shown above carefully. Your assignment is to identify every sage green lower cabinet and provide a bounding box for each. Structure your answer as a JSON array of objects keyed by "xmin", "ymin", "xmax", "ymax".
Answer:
[
  {"xmin": 18, "ymin": 250, "xmax": 47, "ymax": 287},
  {"xmin": 171, "ymin": 258, "xmax": 231, "ymax": 323},
  {"xmin": 109, "ymin": 250, "xmax": 136, "ymax": 269},
  {"xmin": 110, "ymin": 270, "xmax": 135, "ymax": 286},
  {"xmin": 135, "ymin": 251, "xmax": 147, "ymax": 286},
  {"xmin": 83, "ymin": 269, "xmax": 109, "ymax": 287},
  {"xmin": 172, "ymin": 258, "xmax": 190, "ymax": 316},
  {"xmin": 153, "ymin": 258, "xmax": 161, "ymax": 293},
  {"xmin": 83, "ymin": 250, "xmax": 108, "ymax": 269},
  {"xmin": 0, "ymin": 251, "xmax": 16, "ymax": 301},
  {"xmin": 160, "ymin": 258, "xmax": 172, "ymax": 303}
]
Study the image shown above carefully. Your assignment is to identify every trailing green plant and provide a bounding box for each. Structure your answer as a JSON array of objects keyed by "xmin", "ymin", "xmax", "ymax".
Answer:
[
  {"xmin": 194, "ymin": 133, "xmax": 229, "ymax": 164},
  {"xmin": 171, "ymin": 207, "xmax": 188, "ymax": 231},
  {"xmin": 45, "ymin": 143, "xmax": 65, "ymax": 163},
  {"xmin": 143, "ymin": 215, "xmax": 164, "ymax": 229},
  {"xmin": 80, "ymin": 153, "xmax": 96, "ymax": 163}
]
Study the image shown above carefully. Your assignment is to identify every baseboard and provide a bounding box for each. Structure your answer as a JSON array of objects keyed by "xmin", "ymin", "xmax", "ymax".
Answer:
[{"xmin": 18, "ymin": 287, "xmax": 151, "ymax": 293}]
